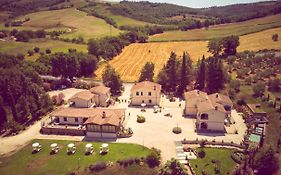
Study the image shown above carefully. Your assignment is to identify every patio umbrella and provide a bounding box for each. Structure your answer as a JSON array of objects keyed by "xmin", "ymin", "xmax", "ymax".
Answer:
[
  {"xmin": 102, "ymin": 143, "xmax": 108, "ymax": 148},
  {"xmin": 86, "ymin": 143, "xmax": 93, "ymax": 148},
  {"xmin": 68, "ymin": 143, "xmax": 75, "ymax": 148},
  {"xmin": 32, "ymin": 142, "xmax": 40, "ymax": 148},
  {"xmin": 51, "ymin": 143, "xmax": 58, "ymax": 148}
]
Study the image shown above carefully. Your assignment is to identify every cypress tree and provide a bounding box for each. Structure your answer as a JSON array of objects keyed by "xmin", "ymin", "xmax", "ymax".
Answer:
[
  {"xmin": 195, "ymin": 55, "xmax": 206, "ymax": 90},
  {"xmin": 139, "ymin": 62, "xmax": 155, "ymax": 82},
  {"xmin": 177, "ymin": 52, "xmax": 188, "ymax": 96}
]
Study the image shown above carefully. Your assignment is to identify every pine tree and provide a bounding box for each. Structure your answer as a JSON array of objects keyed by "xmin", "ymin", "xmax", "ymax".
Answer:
[
  {"xmin": 0, "ymin": 96, "xmax": 7, "ymax": 127},
  {"xmin": 16, "ymin": 96, "xmax": 30, "ymax": 123},
  {"xmin": 166, "ymin": 52, "xmax": 178, "ymax": 92},
  {"xmin": 178, "ymin": 52, "xmax": 189, "ymax": 96},
  {"xmin": 139, "ymin": 62, "xmax": 155, "ymax": 82},
  {"xmin": 195, "ymin": 55, "xmax": 206, "ymax": 90}
]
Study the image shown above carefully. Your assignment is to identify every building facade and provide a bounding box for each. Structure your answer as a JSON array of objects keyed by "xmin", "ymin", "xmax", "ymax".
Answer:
[{"xmin": 130, "ymin": 81, "xmax": 162, "ymax": 106}]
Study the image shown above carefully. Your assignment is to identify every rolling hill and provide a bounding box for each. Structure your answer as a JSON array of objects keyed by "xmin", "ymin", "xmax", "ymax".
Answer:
[{"xmin": 149, "ymin": 14, "xmax": 281, "ymax": 42}]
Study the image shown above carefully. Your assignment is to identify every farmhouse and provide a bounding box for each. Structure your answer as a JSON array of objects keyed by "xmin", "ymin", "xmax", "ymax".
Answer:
[
  {"xmin": 184, "ymin": 90, "xmax": 233, "ymax": 132},
  {"xmin": 49, "ymin": 108, "xmax": 125, "ymax": 138},
  {"xmin": 130, "ymin": 81, "xmax": 162, "ymax": 106},
  {"xmin": 90, "ymin": 85, "xmax": 111, "ymax": 107},
  {"xmin": 69, "ymin": 90, "xmax": 96, "ymax": 108}
]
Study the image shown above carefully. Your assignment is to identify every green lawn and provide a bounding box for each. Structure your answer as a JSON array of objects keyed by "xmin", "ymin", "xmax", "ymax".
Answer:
[
  {"xmin": 149, "ymin": 14, "xmax": 281, "ymax": 42},
  {"xmin": 189, "ymin": 148, "xmax": 236, "ymax": 175},
  {"xmin": 0, "ymin": 139, "xmax": 152, "ymax": 175},
  {"xmin": 0, "ymin": 39, "xmax": 87, "ymax": 60}
]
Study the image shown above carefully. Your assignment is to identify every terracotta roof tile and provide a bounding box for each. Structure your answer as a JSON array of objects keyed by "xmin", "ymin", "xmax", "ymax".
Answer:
[
  {"xmin": 90, "ymin": 85, "xmax": 110, "ymax": 95},
  {"xmin": 50, "ymin": 108, "xmax": 125, "ymax": 126},
  {"xmin": 131, "ymin": 81, "xmax": 161, "ymax": 92},
  {"xmin": 69, "ymin": 91, "xmax": 95, "ymax": 101}
]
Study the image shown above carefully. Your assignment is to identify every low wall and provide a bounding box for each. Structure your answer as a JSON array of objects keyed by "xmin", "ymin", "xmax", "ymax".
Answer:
[
  {"xmin": 182, "ymin": 140, "xmax": 246, "ymax": 149},
  {"xmin": 41, "ymin": 127, "xmax": 86, "ymax": 136}
]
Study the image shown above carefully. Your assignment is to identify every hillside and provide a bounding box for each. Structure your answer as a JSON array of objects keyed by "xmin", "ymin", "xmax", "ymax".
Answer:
[
  {"xmin": 0, "ymin": 8, "xmax": 121, "ymax": 40},
  {"xmin": 109, "ymin": 1, "xmax": 281, "ymax": 25},
  {"xmin": 149, "ymin": 14, "xmax": 281, "ymax": 42}
]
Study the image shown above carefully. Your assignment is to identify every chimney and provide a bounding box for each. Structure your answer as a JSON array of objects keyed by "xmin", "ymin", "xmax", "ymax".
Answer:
[
  {"xmin": 102, "ymin": 111, "xmax": 106, "ymax": 118},
  {"xmin": 215, "ymin": 106, "xmax": 218, "ymax": 110},
  {"xmin": 216, "ymin": 93, "xmax": 219, "ymax": 98}
]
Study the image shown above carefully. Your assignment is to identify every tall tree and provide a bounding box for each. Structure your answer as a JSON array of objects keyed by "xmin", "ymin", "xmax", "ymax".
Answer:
[
  {"xmin": 166, "ymin": 52, "xmax": 178, "ymax": 92},
  {"xmin": 206, "ymin": 58, "xmax": 225, "ymax": 93},
  {"xmin": 15, "ymin": 96, "xmax": 30, "ymax": 123},
  {"xmin": 102, "ymin": 64, "xmax": 123, "ymax": 96},
  {"xmin": 195, "ymin": 55, "xmax": 206, "ymax": 90},
  {"xmin": 0, "ymin": 96, "xmax": 7, "ymax": 127},
  {"xmin": 222, "ymin": 35, "xmax": 240, "ymax": 56},
  {"xmin": 208, "ymin": 39, "xmax": 223, "ymax": 57},
  {"xmin": 254, "ymin": 147, "xmax": 279, "ymax": 175},
  {"xmin": 139, "ymin": 62, "xmax": 155, "ymax": 82},
  {"xmin": 177, "ymin": 52, "xmax": 191, "ymax": 96}
]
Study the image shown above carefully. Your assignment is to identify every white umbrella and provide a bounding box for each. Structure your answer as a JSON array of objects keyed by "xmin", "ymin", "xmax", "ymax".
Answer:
[
  {"xmin": 51, "ymin": 143, "xmax": 58, "ymax": 148},
  {"xmin": 32, "ymin": 142, "xmax": 40, "ymax": 147},
  {"xmin": 102, "ymin": 143, "xmax": 108, "ymax": 148},
  {"xmin": 68, "ymin": 143, "xmax": 75, "ymax": 148},
  {"xmin": 86, "ymin": 143, "xmax": 93, "ymax": 148},
  {"xmin": 154, "ymin": 105, "xmax": 159, "ymax": 108}
]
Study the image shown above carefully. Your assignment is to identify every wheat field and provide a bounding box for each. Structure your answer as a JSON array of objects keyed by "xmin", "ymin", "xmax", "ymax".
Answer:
[{"xmin": 95, "ymin": 27, "xmax": 281, "ymax": 82}]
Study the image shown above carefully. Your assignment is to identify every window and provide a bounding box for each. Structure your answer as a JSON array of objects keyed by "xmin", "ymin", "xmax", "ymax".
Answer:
[
  {"xmin": 63, "ymin": 117, "xmax": 67, "ymax": 122},
  {"xmin": 200, "ymin": 114, "xmax": 209, "ymax": 120},
  {"xmin": 149, "ymin": 99, "xmax": 152, "ymax": 103},
  {"xmin": 75, "ymin": 117, "xmax": 78, "ymax": 122},
  {"xmin": 142, "ymin": 100, "xmax": 145, "ymax": 103},
  {"xmin": 148, "ymin": 92, "xmax": 152, "ymax": 96},
  {"xmin": 136, "ymin": 92, "xmax": 139, "ymax": 96},
  {"xmin": 141, "ymin": 92, "xmax": 143, "ymax": 96}
]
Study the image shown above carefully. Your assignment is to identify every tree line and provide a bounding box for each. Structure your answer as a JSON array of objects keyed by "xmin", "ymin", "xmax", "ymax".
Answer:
[
  {"xmin": 0, "ymin": 53, "xmax": 53, "ymax": 132},
  {"xmin": 32, "ymin": 51, "xmax": 98, "ymax": 81},
  {"xmin": 0, "ymin": 29, "xmax": 46, "ymax": 42},
  {"xmin": 88, "ymin": 31, "xmax": 149, "ymax": 61}
]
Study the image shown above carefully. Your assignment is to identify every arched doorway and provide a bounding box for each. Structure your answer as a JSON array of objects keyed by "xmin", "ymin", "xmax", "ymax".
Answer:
[{"xmin": 200, "ymin": 122, "xmax": 208, "ymax": 130}]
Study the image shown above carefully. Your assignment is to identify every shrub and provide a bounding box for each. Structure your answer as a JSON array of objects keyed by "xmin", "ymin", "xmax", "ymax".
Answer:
[
  {"xmin": 117, "ymin": 158, "xmax": 136, "ymax": 167},
  {"xmin": 27, "ymin": 50, "xmax": 34, "ymax": 56},
  {"xmin": 137, "ymin": 115, "xmax": 145, "ymax": 123},
  {"xmin": 34, "ymin": 47, "xmax": 40, "ymax": 53},
  {"xmin": 268, "ymin": 101, "xmax": 274, "ymax": 107},
  {"xmin": 231, "ymin": 152, "xmax": 242, "ymax": 164},
  {"xmin": 89, "ymin": 161, "xmax": 107, "ymax": 172},
  {"xmin": 272, "ymin": 34, "xmax": 279, "ymax": 42},
  {"xmin": 46, "ymin": 48, "xmax": 51, "ymax": 54},
  {"xmin": 198, "ymin": 149, "xmax": 206, "ymax": 158},
  {"xmin": 146, "ymin": 148, "xmax": 161, "ymax": 168},
  {"xmin": 43, "ymin": 82, "xmax": 51, "ymax": 91},
  {"xmin": 172, "ymin": 127, "xmax": 182, "ymax": 134}
]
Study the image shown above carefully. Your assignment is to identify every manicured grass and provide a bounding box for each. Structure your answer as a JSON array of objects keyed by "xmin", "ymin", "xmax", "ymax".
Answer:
[
  {"xmin": 189, "ymin": 147, "xmax": 236, "ymax": 175},
  {"xmin": 0, "ymin": 8, "xmax": 121, "ymax": 40},
  {"xmin": 0, "ymin": 139, "xmax": 152, "ymax": 175},
  {"xmin": 0, "ymin": 39, "xmax": 87, "ymax": 60},
  {"xmin": 149, "ymin": 14, "xmax": 281, "ymax": 42}
]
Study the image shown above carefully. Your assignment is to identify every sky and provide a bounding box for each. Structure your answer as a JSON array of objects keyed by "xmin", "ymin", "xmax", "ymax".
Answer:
[{"xmin": 108, "ymin": 0, "xmax": 272, "ymax": 8}]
